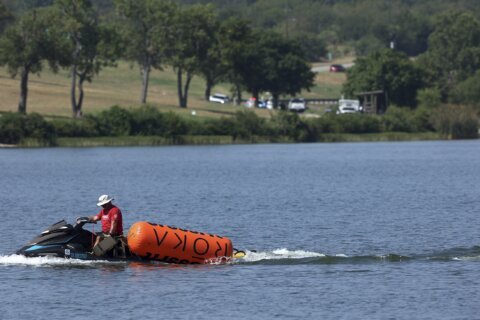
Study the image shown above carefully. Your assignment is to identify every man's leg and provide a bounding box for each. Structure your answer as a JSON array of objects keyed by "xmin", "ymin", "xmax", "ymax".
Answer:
[{"xmin": 92, "ymin": 233, "xmax": 104, "ymax": 255}]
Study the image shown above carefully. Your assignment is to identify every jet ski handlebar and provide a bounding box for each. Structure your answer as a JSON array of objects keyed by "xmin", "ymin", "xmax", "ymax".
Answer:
[{"xmin": 74, "ymin": 216, "xmax": 96, "ymax": 229}]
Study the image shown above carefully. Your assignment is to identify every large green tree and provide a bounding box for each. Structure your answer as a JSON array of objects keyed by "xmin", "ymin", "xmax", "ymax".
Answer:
[
  {"xmin": 218, "ymin": 17, "xmax": 253, "ymax": 105},
  {"xmin": 224, "ymin": 28, "xmax": 269, "ymax": 107},
  {"xmin": 188, "ymin": 6, "xmax": 222, "ymax": 102},
  {"xmin": 224, "ymin": 29, "xmax": 315, "ymax": 108},
  {"xmin": 343, "ymin": 48, "xmax": 424, "ymax": 108},
  {"xmin": 170, "ymin": 4, "xmax": 217, "ymax": 108},
  {"xmin": 256, "ymin": 32, "xmax": 315, "ymax": 107},
  {"xmin": 114, "ymin": 0, "xmax": 177, "ymax": 104},
  {"xmin": 0, "ymin": 8, "xmax": 53, "ymax": 113},
  {"xmin": 417, "ymin": 11, "xmax": 480, "ymax": 99},
  {"xmin": 53, "ymin": 0, "xmax": 121, "ymax": 118}
]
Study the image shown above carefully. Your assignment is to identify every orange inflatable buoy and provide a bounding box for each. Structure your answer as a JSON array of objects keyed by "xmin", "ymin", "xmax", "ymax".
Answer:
[{"xmin": 127, "ymin": 221, "xmax": 233, "ymax": 264}]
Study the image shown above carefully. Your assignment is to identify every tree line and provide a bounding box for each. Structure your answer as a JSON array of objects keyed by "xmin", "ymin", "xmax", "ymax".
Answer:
[
  {"xmin": 1, "ymin": 104, "xmax": 476, "ymax": 146},
  {"xmin": 0, "ymin": 0, "xmax": 315, "ymax": 117},
  {"xmin": 6, "ymin": 0, "xmax": 480, "ymax": 57}
]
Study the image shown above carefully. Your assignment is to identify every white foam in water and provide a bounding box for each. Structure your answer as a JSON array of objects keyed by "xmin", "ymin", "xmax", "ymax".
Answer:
[
  {"xmin": 0, "ymin": 254, "xmax": 122, "ymax": 267},
  {"xmin": 452, "ymin": 256, "xmax": 480, "ymax": 261},
  {"xmin": 240, "ymin": 248, "xmax": 326, "ymax": 262}
]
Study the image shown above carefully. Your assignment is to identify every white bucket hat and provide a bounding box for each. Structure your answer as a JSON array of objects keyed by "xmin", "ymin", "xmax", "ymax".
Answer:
[{"xmin": 97, "ymin": 194, "xmax": 114, "ymax": 207}]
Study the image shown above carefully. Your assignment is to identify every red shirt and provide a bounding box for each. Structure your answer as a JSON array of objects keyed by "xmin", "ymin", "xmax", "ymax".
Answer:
[{"xmin": 95, "ymin": 205, "xmax": 123, "ymax": 235}]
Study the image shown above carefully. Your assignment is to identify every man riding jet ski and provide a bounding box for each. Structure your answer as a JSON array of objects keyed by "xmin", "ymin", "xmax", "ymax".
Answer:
[
  {"xmin": 16, "ymin": 216, "xmax": 129, "ymax": 260},
  {"xmin": 16, "ymin": 195, "xmax": 128, "ymax": 260}
]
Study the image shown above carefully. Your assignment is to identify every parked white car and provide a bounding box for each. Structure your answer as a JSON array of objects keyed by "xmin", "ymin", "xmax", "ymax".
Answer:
[
  {"xmin": 209, "ymin": 93, "xmax": 229, "ymax": 104},
  {"xmin": 288, "ymin": 98, "xmax": 306, "ymax": 112},
  {"xmin": 337, "ymin": 99, "xmax": 361, "ymax": 114},
  {"xmin": 266, "ymin": 100, "xmax": 274, "ymax": 109}
]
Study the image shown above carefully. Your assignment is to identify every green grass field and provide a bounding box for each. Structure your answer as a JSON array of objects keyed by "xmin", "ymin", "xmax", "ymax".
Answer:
[{"xmin": 0, "ymin": 60, "xmax": 346, "ymax": 119}]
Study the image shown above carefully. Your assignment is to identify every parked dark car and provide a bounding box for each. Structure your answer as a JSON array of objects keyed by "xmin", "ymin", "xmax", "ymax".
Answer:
[
  {"xmin": 257, "ymin": 100, "xmax": 267, "ymax": 108},
  {"xmin": 329, "ymin": 64, "xmax": 346, "ymax": 72}
]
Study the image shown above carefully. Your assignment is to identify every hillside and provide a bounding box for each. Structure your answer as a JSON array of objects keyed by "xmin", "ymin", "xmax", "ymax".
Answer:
[{"xmin": 0, "ymin": 60, "xmax": 347, "ymax": 118}]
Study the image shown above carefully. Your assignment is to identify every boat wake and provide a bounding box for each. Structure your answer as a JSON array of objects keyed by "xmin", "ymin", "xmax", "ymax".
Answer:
[
  {"xmin": 232, "ymin": 246, "xmax": 480, "ymax": 265},
  {"xmin": 1, "ymin": 246, "xmax": 479, "ymax": 268},
  {"xmin": 233, "ymin": 249, "xmax": 410, "ymax": 265},
  {"xmin": 0, "ymin": 254, "xmax": 124, "ymax": 267}
]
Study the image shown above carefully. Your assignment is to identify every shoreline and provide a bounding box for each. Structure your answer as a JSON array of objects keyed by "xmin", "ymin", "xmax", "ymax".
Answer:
[{"xmin": 0, "ymin": 132, "xmax": 458, "ymax": 148}]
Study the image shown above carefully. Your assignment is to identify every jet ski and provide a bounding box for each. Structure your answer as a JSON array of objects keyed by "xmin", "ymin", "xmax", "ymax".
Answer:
[
  {"xmin": 16, "ymin": 217, "xmax": 247, "ymax": 263},
  {"xmin": 16, "ymin": 217, "xmax": 133, "ymax": 261}
]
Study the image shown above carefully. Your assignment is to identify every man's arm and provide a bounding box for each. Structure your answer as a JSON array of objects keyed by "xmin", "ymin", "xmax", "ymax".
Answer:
[{"xmin": 109, "ymin": 218, "xmax": 117, "ymax": 235}]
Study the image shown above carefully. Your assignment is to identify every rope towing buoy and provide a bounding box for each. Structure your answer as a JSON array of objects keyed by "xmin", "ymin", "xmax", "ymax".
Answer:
[{"xmin": 127, "ymin": 221, "xmax": 234, "ymax": 264}]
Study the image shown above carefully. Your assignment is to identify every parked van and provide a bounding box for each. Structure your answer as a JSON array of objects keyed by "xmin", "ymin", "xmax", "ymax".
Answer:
[
  {"xmin": 288, "ymin": 98, "xmax": 306, "ymax": 112},
  {"xmin": 337, "ymin": 99, "xmax": 361, "ymax": 114}
]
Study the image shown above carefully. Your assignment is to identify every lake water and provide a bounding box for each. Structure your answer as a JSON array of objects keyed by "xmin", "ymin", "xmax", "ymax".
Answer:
[{"xmin": 1, "ymin": 141, "xmax": 479, "ymax": 319}]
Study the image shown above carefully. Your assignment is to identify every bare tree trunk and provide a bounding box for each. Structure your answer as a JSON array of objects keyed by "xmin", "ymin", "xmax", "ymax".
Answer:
[
  {"xmin": 74, "ymin": 74, "xmax": 85, "ymax": 118},
  {"xmin": 177, "ymin": 68, "xmax": 192, "ymax": 108},
  {"xmin": 70, "ymin": 36, "xmax": 82, "ymax": 118},
  {"xmin": 234, "ymin": 83, "xmax": 242, "ymax": 106},
  {"xmin": 177, "ymin": 67, "xmax": 184, "ymax": 107},
  {"xmin": 140, "ymin": 60, "xmax": 151, "ymax": 104},
  {"xmin": 272, "ymin": 93, "xmax": 280, "ymax": 109},
  {"xmin": 70, "ymin": 65, "xmax": 79, "ymax": 117},
  {"xmin": 204, "ymin": 77, "xmax": 213, "ymax": 101},
  {"xmin": 183, "ymin": 72, "xmax": 192, "ymax": 108},
  {"xmin": 18, "ymin": 66, "xmax": 29, "ymax": 114},
  {"xmin": 70, "ymin": 65, "xmax": 86, "ymax": 118}
]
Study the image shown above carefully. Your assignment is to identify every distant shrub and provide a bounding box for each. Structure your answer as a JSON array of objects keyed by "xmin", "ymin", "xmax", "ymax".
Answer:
[
  {"xmin": 189, "ymin": 118, "xmax": 234, "ymax": 136},
  {"xmin": 336, "ymin": 113, "xmax": 382, "ymax": 133},
  {"xmin": 23, "ymin": 113, "xmax": 56, "ymax": 141},
  {"xmin": 382, "ymin": 106, "xmax": 415, "ymax": 132},
  {"xmin": 0, "ymin": 112, "xmax": 56, "ymax": 144},
  {"xmin": 417, "ymin": 88, "xmax": 442, "ymax": 109},
  {"xmin": 130, "ymin": 105, "xmax": 165, "ymax": 136},
  {"xmin": 450, "ymin": 71, "xmax": 480, "ymax": 111},
  {"xmin": 53, "ymin": 116, "xmax": 100, "ymax": 137},
  {"xmin": 269, "ymin": 111, "xmax": 300, "ymax": 139},
  {"xmin": 296, "ymin": 118, "xmax": 321, "ymax": 142},
  {"xmin": 430, "ymin": 105, "xmax": 479, "ymax": 139},
  {"xmin": 230, "ymin": 110, "xmax": 266, "ymax": 140},
  {"xmin": 412, "ymin": 107, "xmax": 435, "ymax": 132},
  {"xmin": 52, "ymin": 106, "xmax": 189, "ymax": 139},
  {"xmin": 163, "ymin": 112, "xmax": 188, "ymax": 138},
  {"xmin": 315, "ymin": 114, "xmax": 338, "ymax": 133},
  {"xmin": 290, "ymin": 113, "xmax": 383, "ymax": 142},
  {"xmin": 0, "ymin": 113, "xmax": 25, "ymax": 144},
  {"xmin": 97, "ymin": 106, "xmax": 133, "ymax": 136}
]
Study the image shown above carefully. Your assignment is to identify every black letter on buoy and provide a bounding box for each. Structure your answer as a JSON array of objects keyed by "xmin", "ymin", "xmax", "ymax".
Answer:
[
  {"xmin": 193, "ymin": 238, "xmax": 210, "ymax": 256},
  {"xmin": 214, "ymin": 241, "xmax": 222, "ymax": 257},
  {"xmin": 173, "ymin": 233, "xmax": 187, "ymax": 251},
  {"xmin": 153, "ymin": 228, "xmax": 168, "ymax": 247}
]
